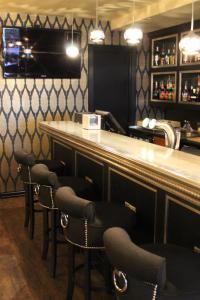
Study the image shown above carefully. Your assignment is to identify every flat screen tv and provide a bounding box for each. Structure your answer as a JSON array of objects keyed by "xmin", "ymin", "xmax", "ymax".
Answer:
[{"xmin": 2, "ymin": 27, "xmax": 81, "ymax": 78}]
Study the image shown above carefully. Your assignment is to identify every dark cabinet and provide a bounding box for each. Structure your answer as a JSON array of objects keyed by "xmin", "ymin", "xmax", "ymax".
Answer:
[
  {"xmin": 75, "ymin": 152, "xmax": 105, "ymax": 201},
  {"xmin": 51, "ymin": 139, "xmax": 200, "ymax": 248},
  {"xmin": 52, "ymin": 141, "xmax": 75, "ymax": 176},
  {"xmin": 109, "ymin": 168, "xmax": 157, "ymax": 243},
  {"xmin": 166, "ymin": 195, "xmax": 200, "ymax": 248}
]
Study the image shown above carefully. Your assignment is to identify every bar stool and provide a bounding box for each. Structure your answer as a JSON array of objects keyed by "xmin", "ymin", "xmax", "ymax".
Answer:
[
  {"xmin": 14, "ymin": 149, "xmax": 65, "ymax": 239},
  {"xmin": 31, "ymin": 163, "xmax": 95, "ymax": 278},
  {"xmin": 55, "ymin": 186, "xmax": 136, "ymax": 300},
  {"xmin": 104, "ymin": 227, "xmax": 200, "ymax": 300}
]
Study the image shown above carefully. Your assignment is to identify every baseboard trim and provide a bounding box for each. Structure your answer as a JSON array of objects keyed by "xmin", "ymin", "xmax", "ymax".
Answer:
[{"xmin": 0, "ymin": 191, "xmax": 25, "ymax": 199}]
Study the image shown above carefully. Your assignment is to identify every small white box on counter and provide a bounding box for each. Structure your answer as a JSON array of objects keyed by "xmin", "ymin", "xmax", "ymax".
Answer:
[{"xmin": 82, "ymin": 114, "xmax": 101, "ymax": 130}]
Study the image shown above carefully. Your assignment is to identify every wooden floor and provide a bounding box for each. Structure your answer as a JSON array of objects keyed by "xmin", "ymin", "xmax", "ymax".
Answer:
[{"xmin": 0, "ymin": 197, "xmax": 114, "ymax": 300}]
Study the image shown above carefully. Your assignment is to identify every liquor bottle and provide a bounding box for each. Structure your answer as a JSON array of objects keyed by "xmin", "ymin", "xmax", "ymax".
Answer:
[
  {"xmin": 154, "ymin": 46, "xmax": 160, "ymax": 66},
  {"xmin": 167, "ymin": 77, "xmax": 173, "ymax": 100},
  {"xmin": 170, "ymin": 43, "xmax": 176, "ymax": 65},
  {"xmin": 159, "ymin": 81, "xmax": 165, "ymax": 100},
  {"xmin": 197, "ymin": 74, "xmax": 200, "ymax": 87},
  {"xmin": 164, "ymin": 86, "xmax": 169, "ymax": 100},
  {"xmin": 160, "ymin": 44, "xmax": 165, "ymax": 66},
  {"xmin": 165, "ymin": 49, "xmax": 170, "ymax": 65},
  {"xmin": 197, "ymin": 87, "xmax": 200, "ymax": 102},
  {"xmin": 182, "ymin": 81, "xmax": 189, "ymax": 102},
  {"xmin": 182, "ymin": 53, "xmax": 188, "ymax": 64},
  {"xmin": 172, "ymin": 83, "xmax": 175, "ymax": 101},
  {"xmin": 153, "ymin": 81, "xmax": 159, "ymax": 99},
  {"xmin": 190, "ymin": 87, "xmax": 197, "ymax": 102}
]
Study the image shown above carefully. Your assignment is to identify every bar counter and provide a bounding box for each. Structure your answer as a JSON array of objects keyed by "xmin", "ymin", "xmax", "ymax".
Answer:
[
  {"xmin": 40, "ymin": 120, "xmax": 200, "ymax": 246},
  {"xmin": 40, "ymin": 121, "xmax": 200, "ymax": 201}
]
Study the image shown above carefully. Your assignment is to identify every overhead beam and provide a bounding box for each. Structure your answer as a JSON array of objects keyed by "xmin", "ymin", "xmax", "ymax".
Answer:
[{"xmin": 110, "ymin": 0, "xmax": 194, "ymax": 30}]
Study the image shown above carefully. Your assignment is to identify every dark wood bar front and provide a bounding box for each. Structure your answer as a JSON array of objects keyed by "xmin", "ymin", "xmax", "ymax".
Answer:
[{"xmin": 40, "ymin": 120, "xmax": 200, "ymax": 249}]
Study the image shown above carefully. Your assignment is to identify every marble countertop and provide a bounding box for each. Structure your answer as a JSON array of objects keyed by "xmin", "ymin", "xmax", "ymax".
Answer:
[{"xmin": 39, "ymin": 121, "xmax": 200, "ymax": 194}]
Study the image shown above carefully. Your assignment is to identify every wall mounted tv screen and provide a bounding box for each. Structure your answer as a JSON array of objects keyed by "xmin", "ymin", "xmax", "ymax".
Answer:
[{"xmin": 2, "ymin": 27, "xmax": 81, "ymax": 78}]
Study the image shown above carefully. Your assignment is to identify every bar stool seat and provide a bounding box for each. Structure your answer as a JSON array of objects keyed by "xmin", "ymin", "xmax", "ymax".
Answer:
[
  {"xmin": 14, "ymin": 149, "xmax": 65, "ymax": 240},
  {"xmin": 31, "ymin": 163, "xmax": 95, "ymax": 278},
  {"xmin": 104, "ymin": 227, "xmax": 200, "ymax": 300},
  {"xmin": 61, "ymin": 201, "xmax": 135, "ymax": 248},
  {"xmin": 36, "ymin": 159, "xmax": 64, "ymax": 175},
  {"xmin": 58, "ymin": 176, "xmax": 94, "ymax": 200},
  {"xmin": 55, "ymin": 186, "xmax": 136, "ymax": 300}
]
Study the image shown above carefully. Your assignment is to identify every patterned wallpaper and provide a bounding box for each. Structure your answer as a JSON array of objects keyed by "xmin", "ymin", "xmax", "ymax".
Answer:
[
  {"xmin": 0, "ymin": 12, "xmax": 156, "ymax": 194},
  {"xmin": 136, "ymin": 34, "xmax": 163, "ymax": 121}
]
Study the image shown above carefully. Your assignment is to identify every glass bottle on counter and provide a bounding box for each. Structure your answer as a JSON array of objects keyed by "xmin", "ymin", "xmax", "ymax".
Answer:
[{"xmin": 183, "ymin": 120, "xmax": 193, "ymax": 137}]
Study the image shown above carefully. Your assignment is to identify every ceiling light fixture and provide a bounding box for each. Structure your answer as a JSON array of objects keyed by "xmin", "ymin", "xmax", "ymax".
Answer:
[
  {"xmin": 66, "ymin": 16, "xmax": 80, "ymax": 58},
  {"xmin": 124, "ymin": 0, "xmax": 143, "ymax": 45},
  {"xmin": 179, "ymin": 0, "xmax": 200, "ymax": 56},
  {"xmin": 90, "ymin": 0, "xmax": 105, "ymax": 43}
]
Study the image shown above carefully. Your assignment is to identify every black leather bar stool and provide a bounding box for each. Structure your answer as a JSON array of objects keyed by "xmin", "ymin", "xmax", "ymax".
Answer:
[
  {"xmin": 31, "ymin": 163, "xmax": 95, "ymax": 278},
  {"xmin": 55, "ymin": 186, "xmax": 136, "ymax": 300},
  {"xmin": 104, "ymin": 227, "xmax": 200, "ymax": 300},
  {"xmin": 14, "ymin": 149, "xmax": 65, "ymax": 240}
]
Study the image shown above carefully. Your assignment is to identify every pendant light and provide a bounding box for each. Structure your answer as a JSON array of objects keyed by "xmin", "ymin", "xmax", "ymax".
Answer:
[
  {"xmin": 179, "ymin": 0, "xmax": 200, "ymax": 56},
  {"xmin": 124, "ymin": 0, "xmax": 143, "ymax": 45},
  {"xmin": 66, "ymin": 16, "xmax": 80, "ymax": 58},
  {"xmin": 90, "ymin": 0, "xmax": 105, "ymax": 43}
]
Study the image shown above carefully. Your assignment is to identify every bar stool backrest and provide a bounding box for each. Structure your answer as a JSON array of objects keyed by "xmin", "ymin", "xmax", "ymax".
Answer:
[
  {"xmin": 103, "ymin": 227, "xmax": 166, "ymax": 300},
  {"xmin": 55, "ymin": 186, "xmax": 95, "ymax": 221},
  {"xmin": 31, "ymin": 163, "xmax": 60, "ymax": 209},
  {"xmin": 14, "ymin": 150, "xmax": 36, "ymax": 183}
]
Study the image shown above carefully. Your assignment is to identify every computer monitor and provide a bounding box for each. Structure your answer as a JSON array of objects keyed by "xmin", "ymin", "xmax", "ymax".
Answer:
[{"xmin": 95, "ymin": 110, "xmax": 126, "ymax": 135}]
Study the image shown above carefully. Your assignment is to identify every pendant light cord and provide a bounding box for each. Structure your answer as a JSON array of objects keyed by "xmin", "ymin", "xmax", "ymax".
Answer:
[
  {"xmin": 96, "ymin": 0, "xmax": 98, "ymax": 28},
  {"xmin": 132, "ymin": 0, "xmax": 135, "ymax": 24},
  {"xmin": 191, "ymin": 0, "xmax": 194, "ymax": 31},
  {"xmin": 71, "ymin": 14, "xmax": 74, "ymax": 44}
]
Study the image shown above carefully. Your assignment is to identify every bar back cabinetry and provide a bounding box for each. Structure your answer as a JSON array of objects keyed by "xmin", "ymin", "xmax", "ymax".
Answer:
[
  {"xmin": 51, "ymin": 138, "xmax": 200, "ymax": 249},
  {"xmin": 150, "ymin": 26, "xmax": 200, "ymax": 108}
]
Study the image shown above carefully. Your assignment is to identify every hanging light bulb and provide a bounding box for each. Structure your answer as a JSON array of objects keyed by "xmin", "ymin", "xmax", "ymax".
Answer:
[
  {"xmin": 179, "ymin": 0, "xmax": 200, "ymax": 56},
  {"xmin": 66, "ymin": 16, "xmax": 80, "ymax": 58},
  {"xmin": 124, "ymin": 0, "xmax": 143, "ymax": 45},
  {"xmin": 90, "ymin": 0, "xmax": 105, "ymax": 43}
]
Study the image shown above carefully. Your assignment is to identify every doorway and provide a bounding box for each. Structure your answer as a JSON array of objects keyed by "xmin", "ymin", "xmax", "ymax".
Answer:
[{"xmin": 88, "ymin": 44, "xmax": 137, "ymax": 133}]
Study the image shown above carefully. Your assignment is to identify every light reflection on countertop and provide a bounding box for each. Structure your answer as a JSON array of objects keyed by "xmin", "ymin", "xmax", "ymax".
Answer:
[{"xmin": 40, "ymin": 121, "xmax": 200, "ymax": 186}]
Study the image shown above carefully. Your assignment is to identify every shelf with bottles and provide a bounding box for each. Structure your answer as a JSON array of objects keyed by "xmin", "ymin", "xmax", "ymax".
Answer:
[
  {"xmin": 180, "ymin": 29, "xmax": 200, "ymax": 66},
  {"xmin": 151, "ymin": 72, "xmax": 176, "ymax": 102},
  {"xmin": 179, "ymin": 71, "xmax": 200, "ymax": 104},
  {"xmin": 151, "ymin": 34, "xmax": 178, "ymax": 68}
]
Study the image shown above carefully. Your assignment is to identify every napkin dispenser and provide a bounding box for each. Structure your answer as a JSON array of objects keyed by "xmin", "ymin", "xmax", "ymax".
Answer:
[{"xmin": 82, "ymin": 114, "xmax": 101, "ymax": 130}]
